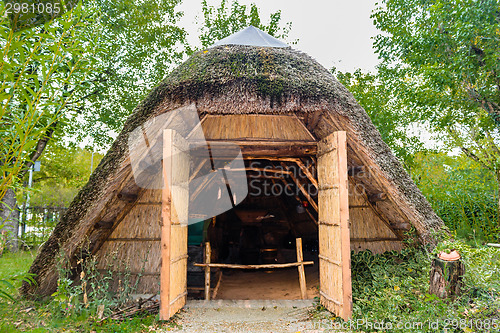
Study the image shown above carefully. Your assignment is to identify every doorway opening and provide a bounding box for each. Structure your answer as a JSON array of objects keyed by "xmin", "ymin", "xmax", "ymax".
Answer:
[{"xmin": 187, "ymin": 158, "xmax": 320, "ymax": 300}]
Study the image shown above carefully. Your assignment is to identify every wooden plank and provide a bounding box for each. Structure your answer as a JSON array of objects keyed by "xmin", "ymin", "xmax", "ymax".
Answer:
[
  {"xmin": 337, "ymin": 131, "xmax": 352, "ymax": 320},
  {"xmin": 212, "ymin": 271, "xmax": 223, "ymax": 300},
  {"xmin": 204, "ymin": 242, "xmax": 211, "ymax": 301},
  {"xmin": 317, "ymin": 131, "xmax": 352, "ymax": 321},
  {"xmin": 194, "ymin": 261, "xmax": 315, "ymax": 269},
  {"xmin": 296, "ymin": 238, "xmax": 307, "ymax": 300},
  {"xmin": 160, "ymin": 130, "xmax": 173, "ymax": 321},
  {"xmin": 160, "ymin": 129, "xmax": 190, "ymax": 320}
]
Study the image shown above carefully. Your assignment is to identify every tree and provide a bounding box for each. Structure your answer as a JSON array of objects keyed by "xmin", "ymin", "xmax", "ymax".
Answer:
[
  {"xmin": 198, "ymin": 0, "xmax": 293, "ymax": 48},
  {"xmin": 372, "ymin": 0, "xmax": 500, "ymax": 226},
  {"xmin": 65, "ymin": 0, "xmax": 188, "ymax": 147},
  {"xmin": 0, "ymin": 1, "xmax": 101, "ymax": 250},
  {"xmin": 333, "ymin": 68, "xmax": 427, "ymax": 169}
]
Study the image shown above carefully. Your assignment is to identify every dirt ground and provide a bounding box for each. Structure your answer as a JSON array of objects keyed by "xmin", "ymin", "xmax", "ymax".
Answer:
[{"xmin": 215, "ymin": 266, "xmax": 320, "ymax": 300}]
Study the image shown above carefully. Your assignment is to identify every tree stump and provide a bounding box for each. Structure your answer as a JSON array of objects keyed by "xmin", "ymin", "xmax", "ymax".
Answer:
[{"xmin": 429, "ymin": 256, "xmax": 465, "ymax": 300}]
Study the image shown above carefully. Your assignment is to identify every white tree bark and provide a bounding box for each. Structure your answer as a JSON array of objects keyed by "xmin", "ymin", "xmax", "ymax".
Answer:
[{"xmin": 0, "ymin": 188, "xmax": 19, "ymax": 252}]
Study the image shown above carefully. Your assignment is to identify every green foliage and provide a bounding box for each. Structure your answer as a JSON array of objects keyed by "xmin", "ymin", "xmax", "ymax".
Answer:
[
  {"xmin": 412, "ymin": 151, "xmax": 499, "ymax": 242},
  {"xmin": 373, "ymin": 0, "xmax": 500, "ymax": 124},
  {"xmin": 372, "ymin": 0, "xmax": 500, "ymax": 229},
  {"xmin": 346, "ymin": 245, "xmax": 500, "ymax": 332},
  {"xmin": 334, "ymin": 68, "xmax": 427, "ymax": 168},
  {"xmin": 25, "ymin": 143, "xmax": 103, "ymax": 207},
  {"xmin": 198, "ymin": 0, "xmax": 293, "ymax": 48},
  {"xmin": 68, "ymin": 0, "xmax": 187, "ymax": 147},
  {"xmin": 0, "ymin": 0, "xmax": 101, "ymax": 199}
]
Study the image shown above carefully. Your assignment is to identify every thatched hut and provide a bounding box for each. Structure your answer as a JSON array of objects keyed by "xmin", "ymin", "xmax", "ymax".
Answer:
[{"xmin": 22, "ymin": 27, "xmax": 444, "ymax": 320}]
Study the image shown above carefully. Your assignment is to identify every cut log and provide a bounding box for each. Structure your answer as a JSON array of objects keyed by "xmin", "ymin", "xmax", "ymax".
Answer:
[{"xmin": 429, "ymin": 258, "xmax": 464, "ymax": 300}]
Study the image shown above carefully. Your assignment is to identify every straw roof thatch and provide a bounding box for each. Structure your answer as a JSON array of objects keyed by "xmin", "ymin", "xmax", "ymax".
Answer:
[{"xmin": 21, "ymin": 40, "xmax": 445, "ymax": 298}]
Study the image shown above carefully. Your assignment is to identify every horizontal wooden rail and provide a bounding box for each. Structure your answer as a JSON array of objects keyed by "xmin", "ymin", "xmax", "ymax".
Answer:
[
  {"xmin": 199, "ymin": 239, "xmax": 312, "ymax": 301},
  {"xmin": 194, "ymin": 261, "xmax": 314, "ymax": 270}
]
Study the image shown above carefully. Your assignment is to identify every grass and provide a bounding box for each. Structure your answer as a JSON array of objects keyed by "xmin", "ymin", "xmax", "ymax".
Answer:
[{"xmin": 0, "ymin": 250, "xmax": 35, "ymax": 281}]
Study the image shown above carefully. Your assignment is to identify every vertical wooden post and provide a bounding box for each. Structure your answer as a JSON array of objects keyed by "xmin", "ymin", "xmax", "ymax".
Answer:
[
  {"xmin": 296, "ymin": 238, "xmax": 307, "ymax": 299},
  {"xmin": 160, "ymin": 130, "xmax": 172, "ymax": 320},
  {"xmin": 204, "ymin": 242, "xmax": 211, "ymax": 300}
]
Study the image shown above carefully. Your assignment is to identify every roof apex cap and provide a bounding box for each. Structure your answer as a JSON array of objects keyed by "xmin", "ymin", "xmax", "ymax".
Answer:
[{"xmin": 209, "ymin": 26, "xmax": 289, "ymax": 48}]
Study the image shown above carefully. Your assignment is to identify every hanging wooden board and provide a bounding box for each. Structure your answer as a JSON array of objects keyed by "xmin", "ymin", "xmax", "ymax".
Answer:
[
  {"xmin": 160, "ymin": 129, "xmax": 189, "ymax": 320},
  {"xmin": 317, "ymin": 131, "xmax": 352, "ymax": 320}
]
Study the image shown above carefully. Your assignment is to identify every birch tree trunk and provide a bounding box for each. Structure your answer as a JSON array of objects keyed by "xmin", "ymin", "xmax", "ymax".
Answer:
[{"xmin": 0, "ymin": 188, "xmax": 19, "ymax": 252}]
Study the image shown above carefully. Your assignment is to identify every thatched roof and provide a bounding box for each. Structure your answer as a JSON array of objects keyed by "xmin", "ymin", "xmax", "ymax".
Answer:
[{"xmin": 22, "ymin": 33, "xmax": 445, "ymax": 298}]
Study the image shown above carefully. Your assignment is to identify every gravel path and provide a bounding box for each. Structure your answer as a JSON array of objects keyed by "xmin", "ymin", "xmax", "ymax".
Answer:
[{"xmin": 156, "ymin": 300, "xmax": 334, "ymax": 332}]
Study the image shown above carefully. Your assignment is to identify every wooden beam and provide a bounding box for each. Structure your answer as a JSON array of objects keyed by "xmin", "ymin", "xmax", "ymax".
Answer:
[
  {"xmin": 194, "ymin": 261, "xmax": 314, "ymax": 269},
  {"xmin": 189, "ymin": 140, "xmax": 317, "ymax": 157},
  {"xmin": 90, "ymin": 185, "xmax": 143, "ymax": 255},
  {"xmin": 94, "ymin": 220, "xmax": 114, "ymax": 230},
  {"xmin": 106, "ymin": 238, "xmax": 161, "ymax": 242},
  {"xmin": 368, "ymin": 193, "xmax": 388, "ymax": 203},
  {"xmin": 117, "ymin": 192, "xmax": 139, "ymax": 203},
  {"xmin": 282, "ymin": 162, "xmax": 318, "ymax": 212},
  {"xmin": 294, "ymin": 114, "xmax": 317, "ymax": 141},
  {"xmin": 191, "ymin": 172, "xmax": 217, "ymax": 202},
  {"xmin": 296, "ymin": 238, "xmax": 307, "ymax": 300},
  {"xmin": 295, "ymin": 159, "xmax": 318, "ymax": 189},
  {"xmin": 306, "ymin": 110, "xmax": 323, "ymax": 132},
  {"xmin": 390, "ymin": 222, "xmax": 411, "ymax": 231},
  {"xmin": 360, "ymin": 185, "xmax": 402, "ymax": 240},
  {"xmin": 226, "ymin": 167, "xmax": 292, "ymax": 175},
  {"xmin": 279, "ymin": 178, "xmax": 317, "ymax": 226},
  {"xmin": 204, "ymin": 242, "xmax": 211, "ymax": 301},
  {"xmin": 212, "ymin": 271, "xmax": 223, "ymax": 300},
  {"xmin": 189, "ymin": 159, "xmax": 208, "ymax": 182}
]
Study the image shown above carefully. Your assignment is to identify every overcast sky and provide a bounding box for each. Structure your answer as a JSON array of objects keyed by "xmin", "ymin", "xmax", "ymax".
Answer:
[{"xmin": 179, "ymin": 0, "xmax": 381, "ymax": 72}]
